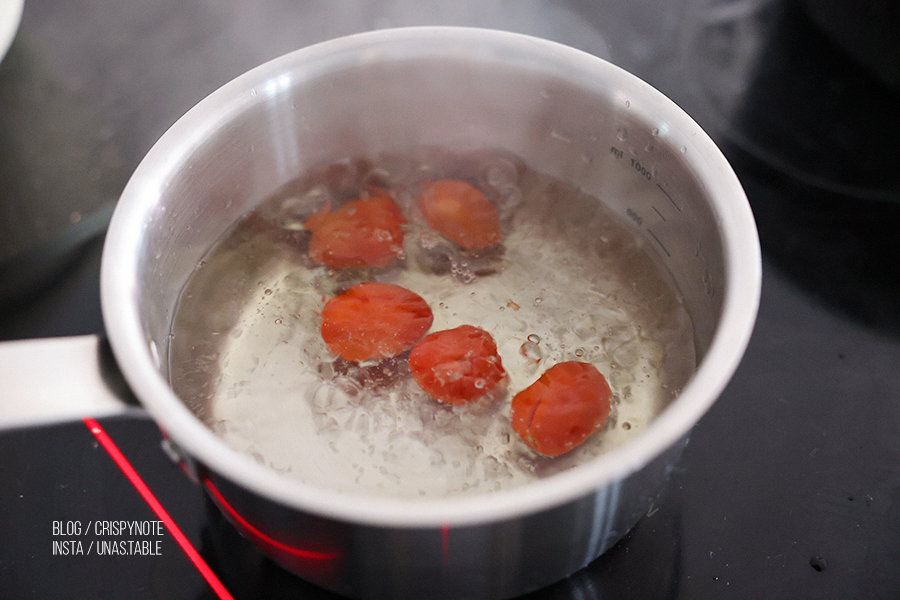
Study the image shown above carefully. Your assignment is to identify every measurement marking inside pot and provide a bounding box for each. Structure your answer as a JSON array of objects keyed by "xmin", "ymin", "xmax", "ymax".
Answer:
[
  {"xmin": 646, "ymin": 228, "xmax": 671, "ymax": 257},
  {"xmin": 652, "ymin": 206, "xmax": 666, "ymax": 221},
  {"xmin": 656, "ymin": 183, "xmax": 681, "ymax": 212}
]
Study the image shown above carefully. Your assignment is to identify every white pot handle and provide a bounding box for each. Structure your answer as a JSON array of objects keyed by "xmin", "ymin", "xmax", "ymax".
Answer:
[{"xmin": 0, "ymin": 335, "xmax": 142, "ymax": 430}]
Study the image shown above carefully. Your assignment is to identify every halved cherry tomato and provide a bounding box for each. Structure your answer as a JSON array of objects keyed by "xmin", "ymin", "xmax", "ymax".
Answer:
[
  {"xmin": 510, "ymin": 361, "xmax": 612, "ymax": 457},
  {"xmin": 409, "ymin": 325, "xmax": 507, "ymax": 406},
  {"xmin": 320, "ymin": 282, "xmax": 433, "ymax": 362},
  {"xmin": 307, "ymin": 187, "xmax": 406, "ymax": 268},
  {"xmin": 416, "ymin": 179, "xmax": 503, "ymax": 250}
]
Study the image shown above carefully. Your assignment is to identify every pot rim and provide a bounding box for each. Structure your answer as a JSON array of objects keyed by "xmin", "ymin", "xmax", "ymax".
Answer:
[{"xmin": 101, "ymin": 26, "xmax": 761, "ymax": 528}]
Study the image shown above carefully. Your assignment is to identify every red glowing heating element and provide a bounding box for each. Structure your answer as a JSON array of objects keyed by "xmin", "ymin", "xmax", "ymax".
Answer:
[
  {"xmin": 85, "ymin": 418, "xmax": 448, "ymax": 593},
  {"xmin": 442, "ymin": 522, "xmax": 450, "ymax": 565},
  {"xmin": 202, "ymin": 478, "xmax": 341, "ymax": 561},
  {"xmin": 83, "ymin": 418, "xmax": 235, "ymax": 600}
]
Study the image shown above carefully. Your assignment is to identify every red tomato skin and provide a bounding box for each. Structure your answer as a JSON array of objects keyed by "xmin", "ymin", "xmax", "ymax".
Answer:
[
  {"xmin": 409, "ymin": 325, "xmax": 507, "ymax": 406},
  {"xmin": 417, "ymin": 179, "xmax": 503, "ymax": 250},
  {"xmin": 320, "ymin": 282, "xmax": 433, "ymax": 362},
  {"xmin": 510, "ymin": 361, "xmax": 612, "ymax": 457},
  {"xmin": 307, "ymin": 188, "xmax": 406, "ymax": 268}
]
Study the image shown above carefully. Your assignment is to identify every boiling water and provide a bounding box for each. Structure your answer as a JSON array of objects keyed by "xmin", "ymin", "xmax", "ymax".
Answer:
[{"xmin": 168, "ymin": 147, "xmax": 696, "ymax": 499}]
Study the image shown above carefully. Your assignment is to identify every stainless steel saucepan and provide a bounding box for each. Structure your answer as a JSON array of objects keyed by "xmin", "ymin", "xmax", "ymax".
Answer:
[{"xmin": 0, "ymin": 27, "xmax": 761, "ymax": 599}]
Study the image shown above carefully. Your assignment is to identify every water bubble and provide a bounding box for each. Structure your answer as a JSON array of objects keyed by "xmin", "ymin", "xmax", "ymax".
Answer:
[
  {"xmin": 483, "ymin": 160, "xmax": 519, "ymax": 189},
  {"xmin": 419, "ymin": 234, "xmax": 439, "ymax": 250},
  {"xmin": 264, "ymin": 289, "xmax": 273, "ymax": 296},
  {"xmin": 527, "ymin": 334, "xmax": 541, "ymax": 344},
  {"xmin": 355, "ymin": 413, "xmax": 370, "ymax": 437},
  {"xmin": 574, "ymin": 348, "xmax": 585, "ymax": 358},
  {"xmin": 521, "ymin": 340, "xmax": 544, "ymax": 364},
  {"xmin": 622, "ymin": 422, "xmax": 632, "ymax": 430},
  {"xmin": 651, "ymin": 128, "xmax": 660, "ymax": 137},
  {"xmin": 362, "ymin": 167, "xmax": 392, "ymax": 188},
  {"xmin": 616, "ymin": 127, "xmax": 628, "ymax": 141}
]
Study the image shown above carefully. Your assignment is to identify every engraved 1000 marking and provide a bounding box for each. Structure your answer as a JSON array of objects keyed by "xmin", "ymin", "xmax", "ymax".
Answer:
[{"xmin": 610, "ymin": 146, "xmax": 651, "ymax": 180}]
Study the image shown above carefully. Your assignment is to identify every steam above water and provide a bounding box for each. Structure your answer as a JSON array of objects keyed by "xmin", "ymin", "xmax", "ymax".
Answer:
[{"xmin": 169, "ymin": 147, "xmax": 696, "ymax": 499}]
